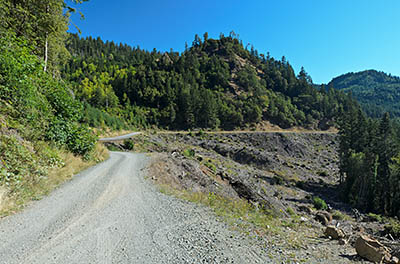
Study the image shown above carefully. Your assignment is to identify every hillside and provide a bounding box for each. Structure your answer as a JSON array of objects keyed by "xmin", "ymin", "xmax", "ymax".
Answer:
[
  {"xmin": 63, "ymin": 33, "xmax": 358, "ymax": 130},
  {"xmin": 0, "ymin": 1, "xmax": 106, "ymax": 215},
  {"xmin": 329, "ymin": 70, "xmax": 400, "ymax": 118}
]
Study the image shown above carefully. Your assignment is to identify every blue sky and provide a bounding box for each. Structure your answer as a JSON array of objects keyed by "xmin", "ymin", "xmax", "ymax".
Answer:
[{"xmin": 69, "ymin": 0, "xmax": 400, "ymax": 84}]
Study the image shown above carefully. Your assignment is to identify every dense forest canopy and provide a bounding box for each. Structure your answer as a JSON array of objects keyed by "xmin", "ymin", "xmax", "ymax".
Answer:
[
  {"xmin": 62, "ymin": 33, "xmax": 357, "ymax": 130},
  {"xmin": 338, "ymin": 107, "xmax": 400, "ymax": 217},
  {"xmin": 329, "ymin": 70, "xmax": 400, "ymax": 118}
]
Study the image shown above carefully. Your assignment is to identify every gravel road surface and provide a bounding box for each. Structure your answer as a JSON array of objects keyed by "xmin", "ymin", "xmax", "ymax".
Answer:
[
  {"xmin": 98, "ymin": 132, "xmax": 141, "ymax": 142},
  {"xmin": 0, "ymin": 152, "xmax": 269, "ymax": 264}
]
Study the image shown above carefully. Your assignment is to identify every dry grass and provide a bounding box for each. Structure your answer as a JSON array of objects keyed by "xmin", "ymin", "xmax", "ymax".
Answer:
[
  {"xmin": 44, "ymin": 143, "xmax": 109, "ymax": 194},
  {"xmin": 0, "ymin": 143, "xmax": 109, "ymax": 217}
]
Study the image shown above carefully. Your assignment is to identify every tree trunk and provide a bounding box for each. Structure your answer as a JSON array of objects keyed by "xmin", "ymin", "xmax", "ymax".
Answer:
[
  {"xmin": 43, "ymin": 4, "xmax": 49, "ymax": 72},
  {"xmin": 44, "ymin": 34, "xmax": 48, "ymax": 72}
]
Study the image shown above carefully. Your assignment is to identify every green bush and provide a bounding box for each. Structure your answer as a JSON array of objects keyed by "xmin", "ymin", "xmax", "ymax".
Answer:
[
  {"xmin": 66, "ymin": 124, "xmax": 97, "ymax": 159},
  {"xmin": 367, "ymin": 213, "xmax": 382, "ymax": 222},
  {"xmin": 0, "ymin": 32, "xmax": 96, "ymax": 158},
  {"xmin": 123, "ymin": 139, "xmax": 134, "ymax": 150},
  {"xmin": 385, "ymin": 219, "xmax": 400, "ymax": 239},
  {"xmin": 182, "ymin": 148, "xmax": 195, "ymax": 158},
  {"xmin": 272, "ymin": 175, "xmax": 284, "ymax": 185},
  {"xmin": 313, "ymin": 196, "xmax": 328, "ymax": 210}
]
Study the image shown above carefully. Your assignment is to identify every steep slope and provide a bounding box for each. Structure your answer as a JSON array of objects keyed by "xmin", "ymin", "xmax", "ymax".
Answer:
[
  {"xmin": 63, "ymin": 33, "xmax": 358, "ymax": 130},
  {"xmin": 0, "ymin": 33, "xmax": 101, "ymax": 214},
  {"xmin": 329, "ymin": 70, "xmax": 400, "ymax": 118}
]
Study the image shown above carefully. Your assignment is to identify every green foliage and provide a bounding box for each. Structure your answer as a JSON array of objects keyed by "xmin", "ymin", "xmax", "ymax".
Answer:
[
  {"xmin": 0, "ymin": 0, "xmax": 87, "ymax": 74},
  {"xmin": 123, "ymin": 139, "xmax": 134, "ymax": 150},
  {"xmin": 338, "ymin": 108, "xmax": 400, "ymax": 217},
  {"xmin": 0, "ymin": 135, "xmax": 41, "ymax": 190},
  {"xmin": 312, "ymin": 196, "xmax": 328, "ymax": 210},
  {"xmin": 385, "ymin": 219, "xmax": 400, "ymax": 239},
  {"xmin": 182, "ymin": 148, "xmax": 195, "ymax": 158},
  {"xmin": 204, "ymin": 160, "xmax": 217, "ymax": 173},
  {"xmin": 272, "ymin": 175, "xmax": 284, "ymax": 185},
  {"xmin": 286, "ymin": 207, "xmax": 296, "ymax": 217},
  {"xmin": 66, "ymin": 124, "xmax": 97, "ymax": 159},
  {"xmin": 62, "ymin": 33, "xmax": 353, "ymax": 130},
  {"xmin": 330, "ymin": 70, "xmax": 400, "ymax": 118},
  {"xmin": 367, "ymin": 213, "xmax": 382, "ymax": 222},
  {"xmin": 0, "ymin": 32, "xmax": 97, "ymax": 158}
]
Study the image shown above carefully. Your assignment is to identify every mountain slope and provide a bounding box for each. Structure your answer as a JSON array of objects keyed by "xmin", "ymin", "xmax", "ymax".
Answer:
[
  {"xmin": 63, "ymin": 33, "xmax": 358, "ymax": 130},
  {"xmin": 329, "ymin": 70, "xmax": 400, "ymax": 118}
]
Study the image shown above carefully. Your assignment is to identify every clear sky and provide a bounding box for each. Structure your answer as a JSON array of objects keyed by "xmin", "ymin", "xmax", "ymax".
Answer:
[{"xmin": 69, "ymin": 0, "xmax": 400, "ymax": 84}]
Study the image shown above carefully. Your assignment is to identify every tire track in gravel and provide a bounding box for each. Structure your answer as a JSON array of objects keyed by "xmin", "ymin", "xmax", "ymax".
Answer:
[{"xmin": 0, "ymin": 152, "xmax": 269, "ymax": 264}]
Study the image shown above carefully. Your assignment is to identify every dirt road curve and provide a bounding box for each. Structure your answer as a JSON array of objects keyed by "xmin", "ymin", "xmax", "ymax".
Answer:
[
  {"xmin": 98, "ymin": 132, "xmax": 141, "ymax": 142},
  {"xmin": 0, "ymin": 152, "xmax": 268, "ymax": 264}
]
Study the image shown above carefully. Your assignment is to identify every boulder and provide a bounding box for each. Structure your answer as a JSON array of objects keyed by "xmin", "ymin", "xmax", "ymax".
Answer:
[
  {"xmin": 316, "ymin": 211, "xmax": 332, "ymax": 226},
  {"xmin": 355, "ymin": 235, "xmax": 391, "ymax": 263},
  {"xmin": 391, "ymin": 256, "xmax": 399, "ymax": 264},
  {"xmin": 324, "ymin": 225, "xmax": 345, "ymax": 240}
]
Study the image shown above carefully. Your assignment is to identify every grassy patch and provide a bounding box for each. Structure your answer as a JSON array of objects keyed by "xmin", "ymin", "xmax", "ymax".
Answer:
[
  {"xmin": 332, "ymin": 210, "xmax": 352, "ymax": 221},
  {"xmin": 159, "ymin": 187, "xmax": 279, "ymax": 233},
  {"xmin": 157, "ymin": 183, "xmax": 312, "ymax": 251}
]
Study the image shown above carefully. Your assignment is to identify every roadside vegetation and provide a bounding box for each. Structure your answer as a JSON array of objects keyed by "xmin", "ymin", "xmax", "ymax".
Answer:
[{"xmin": 0, "ymin": 0, "xmax": 107, "ymax": 215}]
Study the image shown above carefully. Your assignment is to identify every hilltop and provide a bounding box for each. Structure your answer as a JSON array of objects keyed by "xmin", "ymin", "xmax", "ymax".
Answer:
[
  {"xmin": 63, "ymin": 33, "xmax": 357, "ymax": 130},
  {"xmin": 328, "ymin": 69, "xmax": 400, "ymax": 118}
]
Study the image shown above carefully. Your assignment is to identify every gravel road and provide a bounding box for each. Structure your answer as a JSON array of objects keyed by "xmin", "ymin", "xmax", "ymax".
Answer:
[
  {"xmin": 0, "ymin": 152, "xmax": 269, "ymax": 264},
  {"xmin": 98, "ymin": 132, "xmax": 141, "ymax": 142}
]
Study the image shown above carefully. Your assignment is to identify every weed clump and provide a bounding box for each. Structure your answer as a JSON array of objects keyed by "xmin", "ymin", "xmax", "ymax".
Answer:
[
  {"xmin": 385, "ymin": 219, "xmax": 400, "ymax": 239},
  {"xmin": 312, "ymin": 196, "xmax": 328, "ymax": 210},
  {"xmin": 182, "ymin": 148, "xmax": 195, "ymax": 158},
  {"xmin": 123, "ymin": 139, "xmax": 134, "ymax": 150}
]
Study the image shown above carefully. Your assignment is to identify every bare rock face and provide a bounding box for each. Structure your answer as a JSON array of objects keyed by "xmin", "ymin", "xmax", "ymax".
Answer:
[
  {"xmin": 355, "ymin": 234, "xmax": 391, "ymax": 263},
  {"xmin": 324, "ymin": 225, "xmax": 345, "ymax": 240}
]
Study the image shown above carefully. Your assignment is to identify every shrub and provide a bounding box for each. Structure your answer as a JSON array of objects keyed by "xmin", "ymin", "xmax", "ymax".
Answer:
[
  {"xmin": 123, "ymin": 139, "xmax": 134, "ymax": 150},
  {"xmin": 196, "ymin": 130, "xmax": 205, "ymax": 138},
  {"xmin": 272, "ymin": 175, "xmax": 284, "ymax": 185},
  {"xmin": 313, "ymin": 196, "xmax": 328, "ymax": 210},
  {"xmin": 182, "ymin": 148, "xmax": 195, "ymax": 158},
  {"xmin": 332, "ymin": 210, "xmax": 346, "ymax": 220},
  {"xmin": 367, "ymin": 213, "xmax": 382, "ymax": 222},
  {"xmin": 385, "ymin": 219, "xmax": 400, "ymax": 239},
  {"xmin": 66, "ymin": 124, "xmax": 97, "ymax": 159}
]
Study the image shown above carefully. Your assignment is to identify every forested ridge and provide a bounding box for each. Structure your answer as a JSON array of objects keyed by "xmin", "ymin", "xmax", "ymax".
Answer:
[
  {"xmin": 329, "ymin": 70, "xmax": 400, "ymax": 119},
  {"xmin": 62, "ymin": 33, "xmax": 357, "ymax": 130}
]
